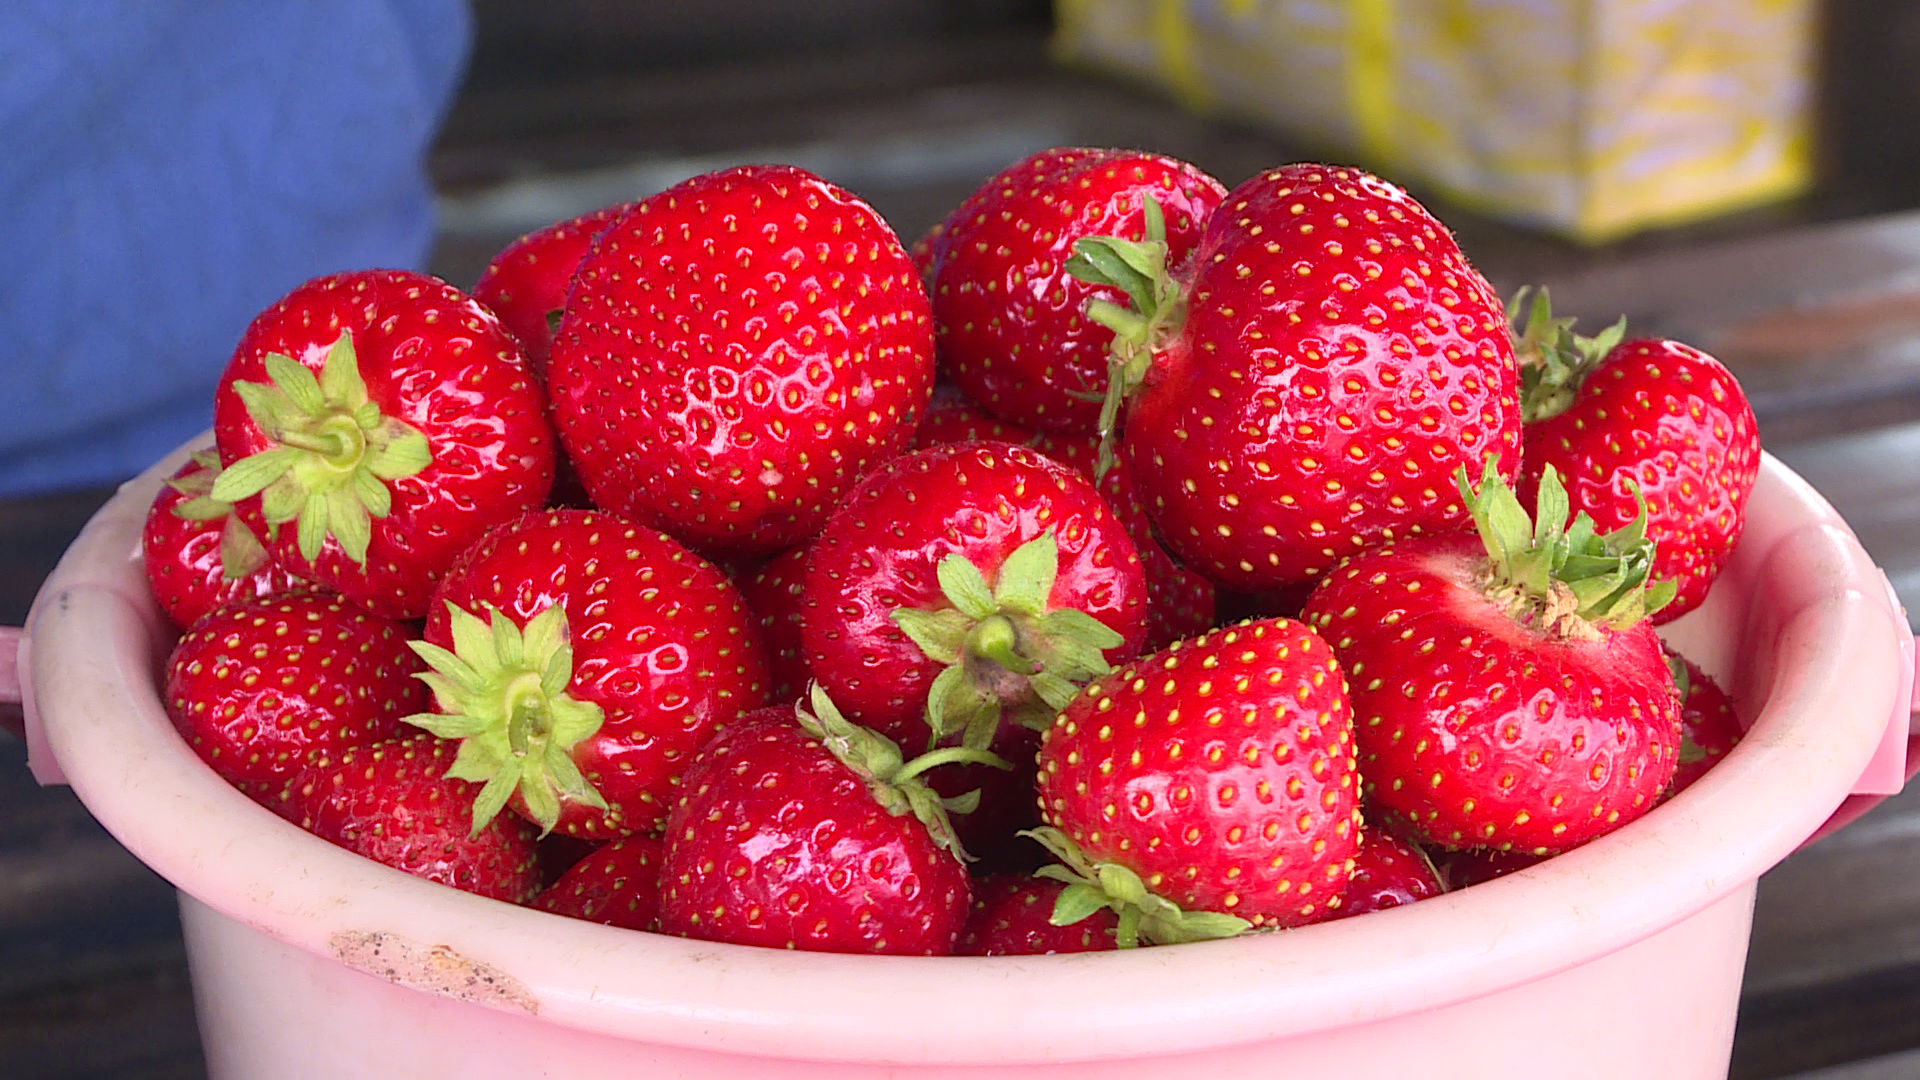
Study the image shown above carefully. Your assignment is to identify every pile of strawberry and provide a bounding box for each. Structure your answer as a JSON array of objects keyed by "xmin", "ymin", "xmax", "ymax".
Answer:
[{"xmin": 144, "ymin": 152, "xmax": 1760, "ymax": 956}]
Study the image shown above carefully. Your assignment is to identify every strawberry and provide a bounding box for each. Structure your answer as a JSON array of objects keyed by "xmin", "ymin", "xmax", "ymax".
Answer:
[
  {"xmin": 1432, "ymin": 846, "xmax": 1546, "ymax": 890},
  {"xmin": 143, "ymin": 449, "xmax": 303, "ymax": 630},
  {"xmin": 472, "ymin": 202, "xmax": 635, "ymax": 377},
  {"xmin": 210, "ymin": 269, "xmax": 556, "ymax": 619},
  {"xmin": 1511, "ymin": 290, "xmax": 1761, "ymax": 622},
  {"xmin": 293, "ymin": 733, "xmax": 543, "ymax": 903},
  {"xmin": 547, "ymin": 164, "xmax": 936, "ymax": 555},
  {"xmin": 912, "ymin": 381, "xmax": 1042, "ymax": 448},
  {"xmin": 656, "ymin": 689, "xmax": 992, "ymax": 955},
  {"xmin": 531, "ymin": 834, "xmax": 664, "ymax": 931},
  {"xmin": 733, "ymin": 545, "xmax": 814, "ymax": 705},
  {"xmin": 955, "ymin": 874, "xmax": 1119, "ymax": 955},
  {"xmin": 1326, "ymin": 827, "xmax": 1444, "ymax": 920},
  {"xmin": 404, "ymin": 508, "xmax": 771, "ymax": 840},
  {"xmin": 1662, "ymin": 647, "xmax": 1743, "ymax": 799},
  {"xmin": 163, "ymin": 588, "xmax": 424, "ymax": 819},
  {"xmin": 801, "ymin": 440, "xmax": 1148, "ymax": 751},
  {"xmin": 1300, "ymin": 463, "xmax": 1684, "ymax": 854},
  {"xmin": 1031, "ymin": 616, "xmax": 1364, "ymax": 941},
  {"xmin": 931, "ymin": 147, "xmax": 1226, "ymax": 433},
  {"xmin": 1071, "ymin": 163, "xmax": 1523, "ymax": 593}
]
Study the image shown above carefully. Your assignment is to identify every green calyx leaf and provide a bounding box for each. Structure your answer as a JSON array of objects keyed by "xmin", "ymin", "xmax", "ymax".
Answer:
[
  {"xmin": 401, "ymin": 602, "xmax": 607, "ymax": 838},
  {"xmin": 1024, "ymin": 827, "xmax": 1252, "ymax": 948},
  {"xmin": 1507, "ymin": 285, "xmax": 1628, "ymax": 424},
  {"xmin": 209, "ymin": 331, "xmax": 432, "ymax": 565}
]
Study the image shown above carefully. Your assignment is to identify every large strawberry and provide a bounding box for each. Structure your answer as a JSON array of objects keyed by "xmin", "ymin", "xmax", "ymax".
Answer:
[
  {"xmin": 656, "ymin": 688, "xmax": 991, "ymax": 955},
  {"xmin": 1511, "ymin": 290, "xmax": 1760, "ymax": 622},
  {"xmin": 1031, "ymin": 616, "xmax": 1365, "ymax": 941},
  {"xmin": 164, "ymin": 588, "xmax": 424, "ymax": 819},
  {"xmin": 472, "ymin": 202, "xmax": 635, "ymax": 377},
  {"xmin": 1072, "ymin": 163, "xmax": 1523, "ymax": 593},
  {"xmin": 143, "ymin": 449, "xmax": 303, "ymax": 630},
  {"xmin": 404, "ymin": 508, "xmax": 771, "ymax": 840},
  {"xmin": 210, "ymin": 269, "xmax": 556, "ymax": 619},
  {"xmin": 1301, "ymin": 463, "xmax": 1684, "ymax": 854},
  {"xmin": 931, "ymin": 147, "xmax": 1226, "ymax": 433},
  {"xmin": 547, "ymin": 164, "xmax": 936, "ymax": 555}
]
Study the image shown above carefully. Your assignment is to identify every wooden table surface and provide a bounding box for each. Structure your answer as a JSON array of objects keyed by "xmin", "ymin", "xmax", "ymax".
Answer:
[{"xmin": 9, "ymin": 28, "xmax": 1920, "ymax": 1080}]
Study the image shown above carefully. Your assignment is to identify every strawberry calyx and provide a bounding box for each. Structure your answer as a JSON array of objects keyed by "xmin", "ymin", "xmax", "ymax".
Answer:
[
  {"xmin": 1457, "ymin": 457, "xmax": 1677, "ymax": 639},
  {"xmin": 1023, "ymin": 827, "xmax": 1251, "ymax": 948},
  {"xmin": 210, "ymin": 331, "xmax": 432, "ymax": 565},
  {"xmin": 1508, "ymin": 286, "xmax": 1627, "ymax": 425},
  {"xmin": 168, "ymin": 450, "xmax": 272, "ymax": 580},
  {"xmin": 890, "ymin": 531, "xmax": 1124, "ymax": 749},
  {"xmin": 402, "ymin": 601, "xmax": 608, "ymax": 838},
  {"xmin": 795, "ymin": 684, "xmax": 1010, "ymax": 863}
]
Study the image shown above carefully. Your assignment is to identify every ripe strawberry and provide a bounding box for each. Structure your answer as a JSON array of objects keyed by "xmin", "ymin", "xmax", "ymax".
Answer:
[
  {"xmin": 656, "ymin": 689, "xmax": 990, "ymax": 955},
  {"xmin": 1072, "ymin": 163, "xmax": 1523, "ymax": 593},
  {"xmin": 293, "ymin": 733, "xmax": 543, "ymax": 903},
  {"xmin": 210, "ymin": 269, "xmax": 556, "ymax": 619},
  {"xmin": 956, "ymin": 874, "xmax": 1119, "ymax": 955},
  {"xmin": 1326, "ymin": 827, "xmax": 1444, "ymax": 921},
  {"xmin": 531, "ymin": 834, "xmax": 664, "ymax": 932},
  {"xmin": 1301, "ymin": 464, "xmax": 1684, "ymax": 855},
  {"xmin": 802, "ymin": 440, "xmax": 1148, "ymax": 751},
  {"xmin": 1032, "ymin": 616, "xmax": 1364, "ymax": 940},
  {"xmin": 143, "ymin": 449, "xmax": 303, "ymax": 630},
  {"xmin": 405, "ymin": 508, "xmax": 771, "ymax": 840},
  {"xmin": 473, "ymin": 202, "xmax": 636, "ymax": 377},
  {"xmin": 163, "ymin": 588, "xmax": 424, "ymax": 819},
  {"xmin": 733, "ymin": 545, "xmax": 814, "ymax": 705},
  {"xmin": 912, "ymin": 381, "xmax": 1042, "ymax": 448},
  {"xmin": 931, "ymin": 147, "xmax": 1226, "ymax": 433},
  {"xmin": 1662, "ymin": 647, "xmax": 1743, "ymax": 799},
  {"xmin": 547, "ymin": 164, "xmax": 936, "ymax": 555},
  {"xmin": 1512, "ymin": 290, "xmax": 1761, "ymax": 622},
  {"xmin": 1432, "ymin": 846, "xmax": 1546, "ymax": 890}
]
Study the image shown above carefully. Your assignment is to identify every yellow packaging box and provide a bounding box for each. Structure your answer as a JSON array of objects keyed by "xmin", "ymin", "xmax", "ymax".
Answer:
[{"xmin": 1053, "ymin": 0, "xmax": 1817, "ymax": 242}]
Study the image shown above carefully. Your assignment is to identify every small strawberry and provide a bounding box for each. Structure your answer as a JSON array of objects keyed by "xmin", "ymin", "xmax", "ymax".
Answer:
[
  {"xmin": 210, "ymin": 269, "xmax": 556, "ymax": 619},
  {"xmin": 548, "ymin": 164, "xmax": 936, "ymax": 555},
  {"xmin": 1032, "ymin": 616, "xmax": 1365, "ymax": 939},
  {"xmin": 473, "ymin": 202, "xmax": 636, "ymax": 377},
  {"xmin": 1071, "ymin": 163, "xmax": 1523, "ymax": 593},
  {"xmin": 931, "ymin": 147, "xmax": 1226, "ymax": 433},
  {"xmin": 656, "ymin": 688, "xmax": 996, "ymax": 955},
  {"xmin": 143, "ymin": 449, "xmax": 303, "ymax": 630},
  {"xmin": 531, "ymin": 834, "xmax": 664, "ymax": 932},
  {"xmin": 955, "ymin": 874, "xmax": 1119, "ymax": 956},
  {"xmin": 733, "ymin": 545, "xmax": 814, "ymax": 705},
  {"xmin": 404, "ymin": 508, "xmax": 771, "ymax": 840},
  {"xmin": 1662, "ymin": 647, "xmax": 1743, "ymax": 799},
  {"xmin": 1326, "ymin": 827, "xmax": 1445, "ymax": 921},
  {"xmin": 1301, "ymin": 463, "xmax": 1684, "ymax": 854},
  {"xmin": 911, "ymin": 381, "xmax": 1042, "ymax": 448},
  {"xmin": 293, "ymin": 733, "xmax": 543, "ymax": 903},
  {"xmin": 1432, "ymin": 846, "xmax": 1547, "ymax": 890},
  {"xmin": 1512, "ymin": 290, "xmax": 1761, "ymax": 622},
  {"xmin": 163, "ymin": 588, "xmax": 424, "ymax": 819}
]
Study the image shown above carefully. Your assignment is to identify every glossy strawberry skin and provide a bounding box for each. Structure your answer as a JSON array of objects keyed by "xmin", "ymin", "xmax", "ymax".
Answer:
[
  {"xmin": 933, "ymin": 147, "xmax": 1226, "ymax": 433},
  {"xmin": 801, "ymin": 440, "xmax": 1149, "ymax": 743},
  {"xmin": 531, "ymin": 834, "xmax": 664, "ymax": 932},
  {"xmin": 733, "ymin": 545, "xmax": 814, "ymax": 706},
  {"xmin": 1326, "ymin": 827, "xmax": 1444, "ymax": 921},
  {"xmin": 956, "ymin": 874, "xmax": 1119, "ymax": 955},
  {"xmin": 1302, "ymin": 534, "xmax": 1683, "ymax": 854},
  {"xmin": 425, "ymin": 508, "xmax": 772, "ymax": 839},
  {"xmin": 1521, "ymin": 338, "xmax": 1760, "ymax": 622},
  {"xmin": 1036, "ymin": 617, "xmax": 1364, "ymax": 928},
  {"xmin": 657, "ymin": 708, "xmax": 972, "ymax": 955},
  {"xmin": 293, "ymin": 734, "xmax": 543, "ymax": 904},
  {"xmin": 1663, "ymin": 650, "xmax": 1744, "ymax": 799},
  {"xmin": 143, "ymin": 452, "xmax": 302, "ymax": 630},
  {"xmin": 548, "ymin": 164, "xmax": 936, "ymax": 555},
  {"xmin": 214, "ymin": 270, "xmax": 557, "ymax": 619},
  {"xmin": 164, "ymin": 589, "xmax": 424, "ymax": 819},
  {"xmin": 1123, "ymin": 164, "xmax": 1523, "ymax": 592},
  {"xmin": 472, "ymin": 202, "xmax": 635, "ymax": 377}
]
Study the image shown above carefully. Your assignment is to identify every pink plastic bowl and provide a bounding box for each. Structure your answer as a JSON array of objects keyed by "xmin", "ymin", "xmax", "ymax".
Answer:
[{"xmin": 16, "ymin": 442, "xmax": 1915, "ymax": 1080}]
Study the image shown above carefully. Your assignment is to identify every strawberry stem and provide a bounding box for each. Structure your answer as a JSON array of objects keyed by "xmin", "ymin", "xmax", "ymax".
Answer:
[
  {"xmin": 1023, "ymin": 827, "xmax": 1251, "ymax": 947},
  {"xmin": 1507, "ymin": 286, "xmax": 1628, "ymax": 424}
]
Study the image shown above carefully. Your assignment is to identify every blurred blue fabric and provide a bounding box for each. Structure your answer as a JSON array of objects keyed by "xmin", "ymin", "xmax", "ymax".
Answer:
[{"xmin": 0, "ymin": 1, "xmax": 472, "ymax": 498}]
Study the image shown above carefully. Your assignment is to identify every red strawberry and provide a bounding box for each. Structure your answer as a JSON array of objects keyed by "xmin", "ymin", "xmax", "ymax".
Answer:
[
  {"xmin": 1301, "ymin": 464, "xmax": 1684, "ymax": 854},
  {"xmin": 656, "ymin": 690, "xmax": 988, "ymax": 955},
  {"xmin": 547, "ymin": 164, "xmax": 936, "ymax": 555},
  {"xmin": 1073, "ymin": 163, "xmax": 1523, "ymax": 593},
  {"xmin": 802, "ymin": 440, "xmax": 1148, "ymax": 750},
  {"xmin": 1662, "ymin": 648, "xmax": 1743, "ymax": 799},
  {"xmin": 911, "ymin": 381, "xmax": 1042, "ymax": 448},
  {"xmin": 1032, "ymin": 616, "xmax": 1364, "ymax": 940},
  {"xmin": 956, "ymin": 874, "xmax": 1119, "ymax": 955},
  {"xmin": 531, "ymin": 834, "xmax": 664, "ymax": 931},
  {"xmin": 293, "ymin": 733, "xmax": 543, "ymax": 903},
  {"xmin": 163, "ymin": 588, "xmax": 424, "ymax": 819},
  {"xmin": 734, "ymin": 545, "xmax": 814, "ymax": 705},
  {"xmin": 1512, "ymin": 291, "xmax": 1761, "ymax": 622},
  {"xmin": 472, "ymin": 202, "xmax": 635, "ymax": 377},
  {"xmin": 143, "ymin": 449, "xmax": 303, "ymax": 630},
  {"xmin": 405, "ymin": 508, "xmax": 771, "ymax": 840},
  {"xmin": 1326, "ymin": 827, "xmax": 1445, "ymax": 921},
  {"xmin": 931, "ymin": 147, "xmax": 1226, "ymax": 433},
  {"xmin": 210, "ymin": 269, "xmax": 556, "ymax": 619},
  {"xmin": 1432, "ymin": 846, "xmax": 1547, "ymax": 890}
]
